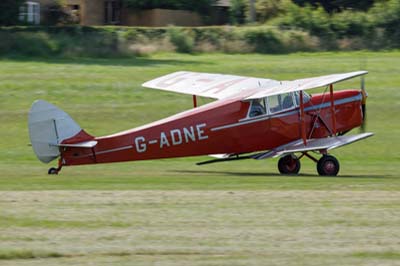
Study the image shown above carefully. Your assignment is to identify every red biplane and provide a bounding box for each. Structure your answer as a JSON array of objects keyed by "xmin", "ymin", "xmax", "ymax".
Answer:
[{"xmin": 29, "ymin": 71, "xmax": 373, "ymax": 176}]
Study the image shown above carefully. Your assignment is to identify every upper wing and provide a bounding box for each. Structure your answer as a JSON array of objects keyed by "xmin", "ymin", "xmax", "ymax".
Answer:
[
  {"xmin": 142, "ymin": 71, "xmax": 280, "ymax": 99},
  {"xmin": 142, "ymin": 70, "xmax": 368, "ymax": 100},
  {"xmin": 252, "ymin": 133, "xmax": 374, "ymax": 160},
  {"xmin": 246, "ymin": 71, "xmax": 368, "ymax": 100}
]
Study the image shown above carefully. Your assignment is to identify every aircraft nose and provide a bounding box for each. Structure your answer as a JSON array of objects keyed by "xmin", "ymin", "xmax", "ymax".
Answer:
[{"xmin": 360, "ymin": 77, "xmax": 367, "ymax": 132}]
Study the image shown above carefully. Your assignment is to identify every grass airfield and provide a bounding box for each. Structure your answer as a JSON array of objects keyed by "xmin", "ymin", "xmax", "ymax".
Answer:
[{"xmin": 0, "ymin": 51, "xmax": 400, "ymax": 265}]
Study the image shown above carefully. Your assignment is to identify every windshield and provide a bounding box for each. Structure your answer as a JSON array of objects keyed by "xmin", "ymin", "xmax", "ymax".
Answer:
[
  {"xmin": 249, "ymin": 98, "xmax": 266, "ymax": 117},
  {"xmin": 294, "ymin": 91, "xmax": 311, "ymax": 105},
  {"xmin": 246, "ymin": 91, "xmax": 311, "ymax": 119}
]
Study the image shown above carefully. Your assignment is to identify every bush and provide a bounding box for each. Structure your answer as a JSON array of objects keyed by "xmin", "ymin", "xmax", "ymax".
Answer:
[
  {"xmin": 167, "ymin": 27, "xmax": 194, "ymax": 53},
  {"xmin": 292, "ymin": 0, "xmax": 375, "ymax": 13},
  {"xmin": 0, "ymin": 22, "xmax": 397, "ymax": 58},
  {"xmin": 281, "ymin": 30, "xmax": 319, "ymax": 52},
  {"xmin": 271, "ymin": 3, "xmax": 333, "ymax": 37},
  {"xmin": 0, "ymin": 31, "xmax": 58, "ymax": 57},
  {"xmin": 244, "ymin": 27, "xmax": 284, "ymax": 53},
  {"xmin": 255, "ymin": 0, "xmax": 286, "ymax": 22},
  {"xmin": 229, "ymin": 0, "xmax": 247, "ymax": 24},
  {"xmin": 369, "ymin": 0, "xmax": 400, "ymax": 48},
  {"xmin": 330, "ymin": 10, "xmax": 371, "ymax": 38}
]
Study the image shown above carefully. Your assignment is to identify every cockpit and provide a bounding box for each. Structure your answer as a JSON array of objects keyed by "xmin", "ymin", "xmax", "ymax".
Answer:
[{"xmin": 248, "ymin": 91, "xmax": 311, "ymax": 118}]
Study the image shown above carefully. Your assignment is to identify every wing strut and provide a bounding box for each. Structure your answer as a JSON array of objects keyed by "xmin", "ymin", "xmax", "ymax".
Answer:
[
  {"xmin": 299, "ymin": 90, "xmax": 307, "ymax": 145},
  {"xmin": 329, "ymin": 84, "xmax": 337, "ymax": 135},
  {"xmin": 193, "ymin": 95, "xmax": 197, "ymax": 108}
]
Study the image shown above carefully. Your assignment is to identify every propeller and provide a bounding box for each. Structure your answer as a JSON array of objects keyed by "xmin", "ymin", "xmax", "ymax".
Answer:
[
  {"xmin": 359, "ymin": 56, "xmax": 369, "ymax": 133},
  {"xmin": 360, "ymin": 75, "xmax": 367, "ymax": 132}
]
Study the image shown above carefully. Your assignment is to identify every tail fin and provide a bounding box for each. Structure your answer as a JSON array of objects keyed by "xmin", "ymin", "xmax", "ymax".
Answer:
[{"xmin": 28, "ymin": 100, "xmax": 94, "ymax": 163}]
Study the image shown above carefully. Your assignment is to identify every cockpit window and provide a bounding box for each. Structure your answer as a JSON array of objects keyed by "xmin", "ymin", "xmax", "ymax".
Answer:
[
  {"xmin": 268, "ymin": 92, "xmax": 295, "ymax": 113},
  {"xmin": 281, "ymin": 93, "xmax": 294, "ymax": 109},
  {"xmin": 246, "ymin": 91, "xmax": 311, "ymax": 119},
  {"xmin": 249, "ymin": 98, "xmax": 266, "ymax": 117},
  {"xmin": 268, "ymin": 95, "xmax": 281, "ymax": 113},
  {"xmin": 294, "ymin": 91, "xmax": 311, "ymax": 105}
]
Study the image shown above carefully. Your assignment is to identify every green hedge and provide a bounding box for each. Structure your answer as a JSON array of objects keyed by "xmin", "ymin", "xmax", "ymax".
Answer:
[
  {"xmin": 1, "ymin": 0, "xmax": 399, "ymax": 57},
  {"xmin": 0, "ymin": 24, "xmax": 397, "ymax": 58},
  {"xmin": 268, "ymin": 0, "xmax": 400, "ymax": 49}
]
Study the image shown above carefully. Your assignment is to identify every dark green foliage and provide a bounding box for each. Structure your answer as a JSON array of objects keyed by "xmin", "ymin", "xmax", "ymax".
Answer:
[
  {"xmin": 293, "ymin": 0, "xmax": 375, "ymax": 13},
  {"xmin": 244, "ymin": 28, "xmax": 284, "ymax": 53},
  {"xmin": 229, "ymin": 0, "xmax": 247, "ymax": 24},
  {"xmin": 0, "ymin": 27, "xmax": 121, "ymax": 57},
  {"xmin": 269, "ymin": 0, "xmax": 399, "ymax": 49},
  {"xmin": 3, "ymin": 32, "xmax": 57, "ymax": 57},
  {"xmin": 167, "ymin": 27, "xmax": 194, "ymax": 53},
  {"xmin": 192, "ymin": 27, "xmax": 222, "ymax": 45},
  {"xmin": 255, "ymin": 0, "xmax": 286, "ymax": 22},
  {"xmin": 123, "ymin": 0, "xmax": 216, "ymax": 14},
  {"xmin": 330, "ymin": 10, "xmax": 371, "ymax": 37},
  {"xmin": 369, "ymin": 0, "xmax": 400, "ymax": 48},
  {"xmin": 0, "ymin": 0, "xmax": 24, "ymax": 26},
  {"xmin": 0, "ymin": 12, "xmax": 398, "ymax": 58},
  {"xmin": 273, "ymin": 4, "xmax": 334, "ymax": 37}
]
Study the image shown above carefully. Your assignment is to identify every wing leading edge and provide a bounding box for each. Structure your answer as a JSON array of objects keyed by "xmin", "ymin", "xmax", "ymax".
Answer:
[
  {"xmin": 142, "ymin": 71, "xmax": 280, "ymax": 99},
  {"xmin": 143, "ymin": 71, "xmax": 368, "ymax": 100},
  {"xmin": 245, "ymin": 71, "xmax": 368, "ymax": 100}
]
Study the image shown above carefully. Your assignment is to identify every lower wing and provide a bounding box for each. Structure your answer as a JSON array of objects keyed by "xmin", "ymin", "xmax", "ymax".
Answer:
[{"xmin": 252, "ymin": 133, "xmax": 374, "ymax": 160}]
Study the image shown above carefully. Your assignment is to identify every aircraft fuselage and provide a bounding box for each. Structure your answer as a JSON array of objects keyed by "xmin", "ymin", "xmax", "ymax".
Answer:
[{"xmin": 61, "ymin": 89, "xmax": 363, "ymax": 166}]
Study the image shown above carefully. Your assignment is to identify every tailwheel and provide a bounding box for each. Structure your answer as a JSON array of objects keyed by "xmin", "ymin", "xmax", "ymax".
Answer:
[
  {"xmin": 317, "ymin": 155, "xmax": 340, "ymax": 176},
  {"xmin": 278, "ymin": 154, "xmax": 301, "ymax": 175},
  {"xmin": 48, "ymin": 167, "xmax": 59, "ymax": 175},
  {"xmin": 48, "ymin": 158, "xmax": 63, "ymax": 175}
]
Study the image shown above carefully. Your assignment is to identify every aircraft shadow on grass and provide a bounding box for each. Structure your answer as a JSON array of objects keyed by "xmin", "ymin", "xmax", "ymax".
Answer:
[{"xmin": 171, "ymin": 170, "xmax": 385, "ymax": 179}]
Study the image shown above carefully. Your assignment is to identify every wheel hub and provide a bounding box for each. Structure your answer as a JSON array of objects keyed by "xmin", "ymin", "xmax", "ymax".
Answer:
[
  {"xmin": 286, "ymin": 159, "xmax": 297, "ymax": 171},
  {"xmin": 324, "ymin": 161, "xmax": 336, "ymax": 174}
]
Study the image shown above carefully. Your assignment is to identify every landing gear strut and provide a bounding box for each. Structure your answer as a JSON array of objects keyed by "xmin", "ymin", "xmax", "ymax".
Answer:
[{"xmin": 278, "ymin": 154, "xmax": 301, "ymax": 175}]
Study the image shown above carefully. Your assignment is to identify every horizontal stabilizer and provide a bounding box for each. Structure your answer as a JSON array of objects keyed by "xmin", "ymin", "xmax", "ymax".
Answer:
[
  {"xmin": 52, "ymin": 141, "xmax": 98, "ymax": 148},
  {"xmin": 253, "ymin": 133, "xmax": 374, "ymax": 160}
]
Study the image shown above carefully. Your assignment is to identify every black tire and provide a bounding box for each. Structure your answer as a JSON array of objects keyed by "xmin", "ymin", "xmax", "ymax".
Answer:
[
  {"xmin": 48, "ymin": 167, "xmax": 59, "ymax": 175},
  {"xmin": 317, "ymin": 155, "xmax": 340, "ymax": 176},
  {"xmin": 278, "ymin": 155, "xmax": 301, "ymax": 175}
]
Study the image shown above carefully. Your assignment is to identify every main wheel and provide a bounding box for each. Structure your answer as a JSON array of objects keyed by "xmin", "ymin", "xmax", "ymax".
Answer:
[
  {"xmin": 278, "ymin": 154, "xmax": 301, "ymax": 175},
  {"xmin": 48, "ymin": 167, "xmax": 59, "ymax": 175},
  {"xmin": 317, "ymin": 155, "xmax": 340, "ymax": 176}
]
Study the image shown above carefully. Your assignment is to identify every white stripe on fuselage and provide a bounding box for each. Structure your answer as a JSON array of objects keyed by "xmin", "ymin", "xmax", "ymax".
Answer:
[{"xmin": 95, "ymin": 145, "xmax": 133, "ymax": 155}]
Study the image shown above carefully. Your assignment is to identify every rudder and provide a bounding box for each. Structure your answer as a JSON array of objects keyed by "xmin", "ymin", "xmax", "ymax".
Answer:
[{"xmin": 28, "ymin": 100, "xmax": 86, "ymax": 163}]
